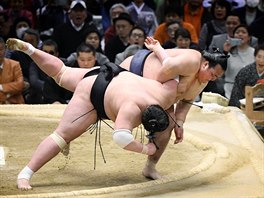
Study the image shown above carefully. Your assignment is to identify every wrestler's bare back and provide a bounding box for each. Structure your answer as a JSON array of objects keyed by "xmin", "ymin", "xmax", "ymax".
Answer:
[
  {"xmin": 120, "ymin": 48, "xmax": 204, "ymax": 101},
  {"xmin": 72, "ymin": 71, "xmax": 178, "ymax": 130}
]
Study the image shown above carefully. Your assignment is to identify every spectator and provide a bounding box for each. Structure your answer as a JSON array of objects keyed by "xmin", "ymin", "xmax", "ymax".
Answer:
[
  {"xmin": 205, "ymin": 14, "xmax": 241, "ymax": 97},
  {"xmin": 115, "ymin": 26, "xmax": 146, "ymax": 65},
  {"xmin": 104, "ymin": 12, "xmax": 134, "ymax": 62},
  {"xmin": 52, "ymin": 0, "xmax": 98, "ymax": 58},
  {"xmin": 0, "ymin": 37, "xmax": 24, "ymax": 104},
  {"xmin": 0, "ymin": 11, "xmax": 11, "ymax": 41},
  {"xmin": 8, "ymin": 16, "xmax": 32, "ymax": 39},
  {"xmin": 198, "ymin": 0, "xmax": 232, "ymax": 50},
  {"xmin": 224, "ymin": 24, "xmax": 255, "ymax": 99},
  {"xmin": 209, "ymin": 14, "xmax": 258, "ymax": 52},
  {"xmin": 66, "ymin": 29, "xmax": 110, "ymax": 66},
  {"xmin": 36, "ymin": 0, "xmax": 70, "ymax": 40},
  {"xmin": 84, "ymin": 28, "xmax": 104, "ymax": 53},
  {"xmin": 7, "ymin": 28, "xmax": 40, "ymax": 103},
  {"xmin": 28, "ymin": 39, "xmax": 61, "ymax": 104},
  {"xmin": 104, "ymin": 3, "xmax": 128, "ymax": 46},
  {"xmin": 232, "ymin": 0, "xmax": 264, "ymax": 27},
  {"xmin": 153, "ymin": 5, "xmax": 198, "ymax": 46},
  {"xmin": 5, "ymin": 0, "xmax": 35, "ymax": 28},
  {"xmin": 182, "ymin": 0, "xmax": 212, "ymax": 37},
  {"xmin": 229, "ymin": 44, "xmax": 264, "ymax": 107},
  {"xmin": 209, "ymin": 14, "xmax": 240, "ymax": 53},
  {"xmin": 162, "ymin": 20, "xmax": 182, "ymax": 49},
  {"xmin": 70, "ymin": 42, "xmax": 99, "ymax": 68},
  {"xmin": 174, "ymin": 27, "xmax": 198, "ymax": 49},
  {"xmin": 43, "ymin": 42, "xmax": 98, "ymax": 104},
  {"xmin": 249, "ymin": 15, "xmax": 264, "ymax": 45},
  {"xmin": 7, "ymin": 28, "xmax": 40, "ymax": 80},
  {"xmin": 126, "ymin": 0, "xmax": 158, "ymax": 36},
  {"xmin": 155, "ymin": 0, "xmax": 183, "ymax": 24}
]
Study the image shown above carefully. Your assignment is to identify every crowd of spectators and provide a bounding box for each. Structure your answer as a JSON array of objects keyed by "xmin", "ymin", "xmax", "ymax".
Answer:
[{"xmin": 0, "ymin": 0, "xmax": 263, "ymax": 109}]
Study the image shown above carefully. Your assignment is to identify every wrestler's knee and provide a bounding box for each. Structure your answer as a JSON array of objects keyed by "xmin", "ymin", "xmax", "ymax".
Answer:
[
  {"xmin": 49, "ymin": 131, "xmax": 68, "ymax": 150},
  {"xmin": 112, "ymin": 129, "xmax": 134, "ymax": 148},
  {"xmin": 52, "ymin": 64, "xmax": 67, "ymax": 86}
]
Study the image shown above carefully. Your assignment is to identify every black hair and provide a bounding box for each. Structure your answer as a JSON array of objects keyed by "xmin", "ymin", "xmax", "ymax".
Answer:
[
  {"xmin": 142, "ymin": 105, "xmax": 169, "ymax": 133},
  {"xmin": 22, "ymin": 28, "xmax": 40, "ymax": 42},
  {"xmin": 129, "ymin": 26, "xmax": 146, "ymax": 37},
  {"xmin": 174, "ymin": 27, "xmax": 191, "ymax": 40},
  {"xmin": 42, "ymin": 39, "xmax": 58, "ymax": 52},
  {"xmin": 76, "ymin": 42, "xmax": 96, "ymax": 56},
  {"xmin": 202, "ymin": 49, "xmax": 229, "ymax": 71},
  {"xmin": 13, "ymin": 16, "xmax": 32, "ymax": 29},
  {"xmin": 166, "ymin": 19, "xmax": 181, "ymax": 27},
  {"xmin": 233, "ymin": 24, "xmax": 251, "ymax": 36},
  {"xmin": 211, "ymin": 0, "xmax": 231, "ymax": 20},
  {"xmin": 85, "ymin": 28, "xmax": 102, "ymax": 41},
  {"xmin": 254, "ymin": 43, "xmax": 264, "ymax": 56}
]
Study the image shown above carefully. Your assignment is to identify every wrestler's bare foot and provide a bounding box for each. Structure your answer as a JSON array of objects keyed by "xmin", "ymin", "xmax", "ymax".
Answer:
[
  {"xmin": 6, "ymin": 38, "xmax": 29, "ymax": 51},
  {"xmin": 17, "ymin": 178, "xmax": 32, "ymax": 190},
  {"xmin": 142, "ymin": 160, "xmax": 162, "ymax": 180},
  {"xmin": 142, "ymin": 166, "xmax": 162, "ymax": 180}
]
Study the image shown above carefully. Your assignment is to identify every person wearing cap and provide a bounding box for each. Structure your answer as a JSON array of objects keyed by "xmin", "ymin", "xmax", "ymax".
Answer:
[
  {"xmin": 104, "ymin": 12, "xmax": 134, "ymax": 62},
  {"xmin": 52, "ymin": 0, "xmax": 98, "ymax": 58}
]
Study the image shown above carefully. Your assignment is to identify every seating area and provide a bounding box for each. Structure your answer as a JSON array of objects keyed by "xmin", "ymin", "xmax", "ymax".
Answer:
[
  {"xmin": 239, "ymin": 84, "xmax": 264, "ymax": 137},
  {"xmin": 240, "ymin": 83, "xmax": 264, "ymax": 126}
]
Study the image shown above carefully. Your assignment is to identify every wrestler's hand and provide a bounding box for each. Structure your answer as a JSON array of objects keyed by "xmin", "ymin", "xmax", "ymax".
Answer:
[
  {"xmin": 144, "ymin": 37, "xmax": 161, "ymax": 52},
  {"xmin": 174, "ymin": 126, "xmax": 183, "ymax": 144}
]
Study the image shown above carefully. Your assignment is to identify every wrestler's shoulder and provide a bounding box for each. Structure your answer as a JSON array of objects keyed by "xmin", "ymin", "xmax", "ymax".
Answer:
[{"xmin": 165, "ymin": 48, "xmax": 201, "ymax": 56}]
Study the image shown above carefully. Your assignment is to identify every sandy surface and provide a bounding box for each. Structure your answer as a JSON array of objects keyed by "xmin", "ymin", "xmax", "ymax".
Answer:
[{"xmin": 0, "ymin": 104, "xmax": 263, "ymax": 198}]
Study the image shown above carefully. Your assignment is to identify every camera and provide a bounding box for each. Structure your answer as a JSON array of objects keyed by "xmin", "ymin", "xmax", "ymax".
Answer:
[{"xmin": 229, "ymin": 38, "xmax": 242, "ymax": 47}]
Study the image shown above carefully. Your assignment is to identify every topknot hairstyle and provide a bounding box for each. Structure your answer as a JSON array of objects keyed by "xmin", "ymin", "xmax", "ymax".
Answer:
[
  {"xmin": 202, "ymin": 48, "xmax": 229, "ymax": 71},
  {"xmin": 142, "ymin": 105, "xmax": 169, "ymax": 133}
]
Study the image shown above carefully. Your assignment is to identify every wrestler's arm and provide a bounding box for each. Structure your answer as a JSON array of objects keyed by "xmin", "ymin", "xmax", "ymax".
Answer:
[
  {"xmin": 144, "ymin": 37, "xmax": 200, "ymax": 83},
  {"xmin": 173, "ymin": 99, "xmax": 193, "ymax": 143},
  {"xmin": 144, "ymin": 37, "xmax": 169, "ymax": 63},
  {"xmin": 114, "ymin": 102, "xmax": 142, "ymax": 148},
  {"xmin": 114, "ymin": 102, "xmax": 141, "ymax": 130}
]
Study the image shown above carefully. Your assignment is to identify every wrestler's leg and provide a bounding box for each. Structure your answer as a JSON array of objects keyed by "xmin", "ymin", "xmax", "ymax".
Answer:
[
  {"xmin": 17, "ymin": 81, "xmax": 97, "ymax": 190},
  {"xmin": 6, "ymin": 38, "xmax": 63, "ymax": 77},
  {"xmin": 142, "ymin": 105, "xmax": 174, "ymax": 180},
  {"xmin": 5, "ymin": 38, "xmax": 89, "ymax": 92}
]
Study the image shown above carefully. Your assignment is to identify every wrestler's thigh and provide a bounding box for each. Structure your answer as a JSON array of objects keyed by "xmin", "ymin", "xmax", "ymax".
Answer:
[
  {"xmin": 56, "ymin": 87, "xmax": 97, "ymax": 142},
  {"xmin": 60, "ymin": 67, "xmax": 90, "ymax": 91},
  {"xmin": 119, "ymin": 56, "xmax": 132, "ymax": 70}
]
